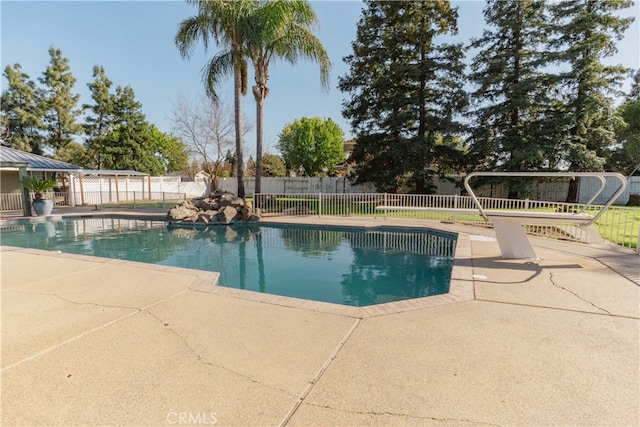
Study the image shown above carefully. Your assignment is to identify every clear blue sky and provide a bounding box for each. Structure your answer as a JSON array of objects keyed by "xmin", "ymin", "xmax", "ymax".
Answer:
[{"xmin": 1, "ymin": 0, "xmax": 638, "ymax": 158}]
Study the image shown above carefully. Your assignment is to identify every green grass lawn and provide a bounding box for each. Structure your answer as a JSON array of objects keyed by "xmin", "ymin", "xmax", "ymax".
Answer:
[
  {"xmin": 594, "ymin": 207, "xmax": 640, "ymax": 249},
  {"xmin": 101, "ymin": 199, "xmax": 185, "ymax": 209}
]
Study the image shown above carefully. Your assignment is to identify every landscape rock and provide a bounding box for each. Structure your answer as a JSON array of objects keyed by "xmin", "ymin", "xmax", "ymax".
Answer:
[
  {"xmin": 168, "ymin": 203, "xmax": 198, "ymax": 221},
  {"xmin": 215, "ymin": 206, "xmax": 238, "ymax": 224},
  {"xmin": 167, "ymin": 191, "xmax": 261, "ymax": 227}
]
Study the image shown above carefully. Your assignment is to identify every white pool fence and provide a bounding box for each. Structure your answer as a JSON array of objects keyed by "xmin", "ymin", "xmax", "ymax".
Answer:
[
  {"xmin": 2, "ymin": 175, "xmax": 638, "ymax": 252},
  {"xmin": 254, "ymin": 193, "xmax": 640, "ymax": 252}
]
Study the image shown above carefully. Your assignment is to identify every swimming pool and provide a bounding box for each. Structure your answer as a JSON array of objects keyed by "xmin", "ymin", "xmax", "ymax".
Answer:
[{"xmin": 0, "ymin": 217, "xmax": 457, "ymax": 307}]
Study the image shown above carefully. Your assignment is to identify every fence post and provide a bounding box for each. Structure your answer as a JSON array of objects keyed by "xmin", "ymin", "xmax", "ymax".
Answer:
[
  {"xmin": 525, "ymin": 198, "xmax": 530, "ymax": 210},
  {"xmin": 133, "ymin": 191, "xmax": 136, "ymax": 208},
  {"xmin": 384, "ymin": 193, "xmax": 388, "ymax": 219},
  {"xmin": 454, "ymin": 194, "xmax": 458, "ymax": 223},
  {"xmin": 318, "ymin": 193, "xmax": 322, "ymax": 217},
  {"xmin": 162, "ymin": 192, "xmax": 166, "ymax": 209}
]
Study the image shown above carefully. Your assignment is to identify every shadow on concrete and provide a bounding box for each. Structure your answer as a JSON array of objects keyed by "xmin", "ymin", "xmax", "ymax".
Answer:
[{"xmin": 470, "ymin": 256, "xmax": 583, "ymax": 284}]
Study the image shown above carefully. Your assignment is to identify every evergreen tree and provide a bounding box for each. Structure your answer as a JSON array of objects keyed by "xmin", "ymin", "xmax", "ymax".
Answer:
[
  {"xmin": 246, "ymin": 155, "xmax": 256, "ymax": 177},
  {"xmin": 39, "ymin": 46, "xmax": 83, "ymax": 151},
  {"xmin": 339, "ymin": 0, "xmax": 467, "ymax": 193},
  {"xmin": 260, "ymin": 153, "xmax": 287, "ymax": 177},
  {"xmin": 101, "ymin": 85, "xmax": 159, "ymax": 173},
  {"xmin": 607, "ymin": 69, "xmax": 640, "ymax": 175},
  {"xmin": 54, "ymin": 141, "xmax": 89, "ymax": 166},
  {"xmin": 99, "ymin": 86, "xmax": 189, "ymax": 175},
  {"xmin": 247, "ymin": 153, "xmax": 287, "ymax": 177},
  {"xmin": 627, "ymin": 69, "xmax": 640, "ymax": 101},
  {"xmin": 83, "ymin": 65, "xmax": 114, "ymax": 169},
  {"xmin": 0, "ymin": 64, "xmax": 45, "ymax": 154},
  {"xmin": 468, "ymin": 0, "xmax": 556, "ymax": 197},
  {"xmin": 549, "ymin": 0, "xmax": 634, "ymax": 201}
]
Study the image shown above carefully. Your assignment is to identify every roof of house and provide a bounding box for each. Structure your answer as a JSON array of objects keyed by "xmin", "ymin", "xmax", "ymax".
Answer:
[
  {"xmin": 0, "ymin": 147, "xmax": 149, "ymax": 176},
  {"xmin": 0, "ymin": 146, "xmax": 82, "ymax": 172}
]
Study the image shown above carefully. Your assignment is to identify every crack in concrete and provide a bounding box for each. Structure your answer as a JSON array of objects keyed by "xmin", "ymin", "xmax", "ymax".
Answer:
[
  {"xmin": 6, "ymin": 289, "xmax": 141, "ymax": 311},
  {"xmin": 280, "ymin": 318, "xmax": 362, "ymax": 426},
  {"xmin": 144, "ymin": 309, "xmax": 294, "ymax": 397},
  {"xmin": 474, "ymin": 298, "xmax": 638, "ymax": 319},
  {"xmin": 302, "ymin": 402, "xmax": 504, "ymax": 426},
  {"xmin": 548, "ymin": 272, "xmax": 613, "ymax": 315},
  {"xmin": 2, "ymin": 289, "xmax": 190, "ymax": 373}
]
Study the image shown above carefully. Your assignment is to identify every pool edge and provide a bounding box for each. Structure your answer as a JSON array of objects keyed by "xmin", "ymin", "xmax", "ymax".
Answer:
[{"xmin": 1, "ymin": 214, "xmax": 476, "ymax": 318}]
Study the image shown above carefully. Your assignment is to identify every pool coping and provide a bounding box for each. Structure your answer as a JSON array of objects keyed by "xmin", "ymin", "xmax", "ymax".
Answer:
[{"xmin": 0, "ymin": 212, "xmax": 475, "ymax": 318}]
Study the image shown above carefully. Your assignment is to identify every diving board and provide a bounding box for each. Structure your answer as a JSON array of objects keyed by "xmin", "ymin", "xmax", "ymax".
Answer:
[{"xmin": 377, "ymin": 172, "xmax": 627, "ymax": 259}]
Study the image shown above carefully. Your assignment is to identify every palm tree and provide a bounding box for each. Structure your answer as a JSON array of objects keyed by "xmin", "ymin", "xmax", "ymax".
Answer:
[
  {"xmin": 246, "ymin": 0, "xmax": 331, "ymax": 194},
  {"xmin": 175, "ymin": 0, "xmax": 257, "ymax": 199}
]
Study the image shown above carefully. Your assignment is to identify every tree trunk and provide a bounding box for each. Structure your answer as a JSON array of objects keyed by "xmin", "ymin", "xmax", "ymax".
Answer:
[
  {"xmin": 254, "ymin": 86, "xmax": 264, "ymax": 195},
  {"xmin": 234, "ymin": 63, "xmax": 245, "ymax": 199},
  {"xmin": 565, "ymin": 177, "xmax": 579, "ymax": 203}
]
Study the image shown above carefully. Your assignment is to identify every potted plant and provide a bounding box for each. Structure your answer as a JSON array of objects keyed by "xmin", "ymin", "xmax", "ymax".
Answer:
[{"xmin": 20, "ymin": 175, "xmax": 58, "ymax": 216}]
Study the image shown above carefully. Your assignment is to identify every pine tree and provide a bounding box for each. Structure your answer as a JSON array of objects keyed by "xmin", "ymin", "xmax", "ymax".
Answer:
[
  {"xmin": 260, "ymin": 153, "xmax": 287, "ymax": 177},
  {"xmin": 101, "ymin": 85, "xmax": 158, "ymax": 173},
  {"xmin": 549, "ymin": 0, "xmax": 634, "ymax": 201},
  {"xmin": 0, "ymin": 64, "xmax": 45, "ymax": 154},
  {"xmin": 627, "ymin": 69, "xmax": 640, "ymax": 101},
  {"xmin": 468, "ymin": 0, "xmax": 557, "ymax": 197},
  {"xmin": 339, "ymin": 0, "xmax": 467, "ymax": 193},
  {"xmin": 39, "ymin": 46, "xmax": 83, "ymax": 151},
  {"xmin": 83, "ymin": 65, "xmax": 114, "ymax": 169}
]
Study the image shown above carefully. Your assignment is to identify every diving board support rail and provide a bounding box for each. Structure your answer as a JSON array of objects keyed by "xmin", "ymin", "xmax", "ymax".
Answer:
[{"xmin": 463, "ymin": 172, "xmax": 627, "ymax": 259}]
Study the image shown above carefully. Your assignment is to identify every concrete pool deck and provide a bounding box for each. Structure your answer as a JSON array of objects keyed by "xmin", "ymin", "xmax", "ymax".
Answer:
[{"xmin": 1, "ymin": 209, "xmax": 639, "ymax": 426}]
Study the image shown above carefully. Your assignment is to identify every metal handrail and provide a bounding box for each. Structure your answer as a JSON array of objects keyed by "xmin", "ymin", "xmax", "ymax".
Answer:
[{"xmin": 463, "ymin": 172, "xmax": 628, "ymax": 226}]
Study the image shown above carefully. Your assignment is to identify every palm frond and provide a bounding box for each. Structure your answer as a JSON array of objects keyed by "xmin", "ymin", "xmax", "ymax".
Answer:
[
  {"xmin": 202, "ymin": 51, "xmax": 234, "ymax": 101},
  {"xmin": 175, "ymin": 15, "xmax": 208, "ymax": 59},
  {"xmin": 273, "ymin": 23, "xmax": 332, "ymax": 90},
  {"xmin": 244, "ymin": 0, "xmax": 331, "ymax": 91}
]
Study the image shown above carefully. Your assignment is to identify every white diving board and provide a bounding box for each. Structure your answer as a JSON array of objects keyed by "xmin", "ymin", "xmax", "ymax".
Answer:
[{"xmin": 376, "ymin": 172, "xmax": 627, "ymax": 259}]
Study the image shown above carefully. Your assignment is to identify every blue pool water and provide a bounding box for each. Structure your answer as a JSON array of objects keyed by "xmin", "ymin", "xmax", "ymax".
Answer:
[{"xmin": 0, "ymin": 217, "xmax": 457, "ymax": 307}]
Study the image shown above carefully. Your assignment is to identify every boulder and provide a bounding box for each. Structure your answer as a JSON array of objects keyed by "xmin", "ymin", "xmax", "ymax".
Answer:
[
  {"xmin": 167, "ymin": 192, "xmax": 261, "ymax": 226},
  {"xmin": 167, "ymin": 203, "xmax": 198, "ymax": 221},
  {"xmin": 214, "ymin": 206, "xmax": 238, "ymax": 224},
  {"xmin": 240, "ymin": 207, "xmax": 251, "ymax": 221},
  {"xmin": 218, "ymin": 193, "xmax": 245, "ymax": 208}
]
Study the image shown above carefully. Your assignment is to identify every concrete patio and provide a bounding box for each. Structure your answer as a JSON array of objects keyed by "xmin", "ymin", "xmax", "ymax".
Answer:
[{"xmin": 1, "ymin": 212, "xmax": 639, "ymax": 426}]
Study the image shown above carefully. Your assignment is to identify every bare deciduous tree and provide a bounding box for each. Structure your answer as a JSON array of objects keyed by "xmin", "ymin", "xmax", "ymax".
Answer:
[{"xmin": 171, "ymin": 95, "xmax": 251, "ymax": 187}]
